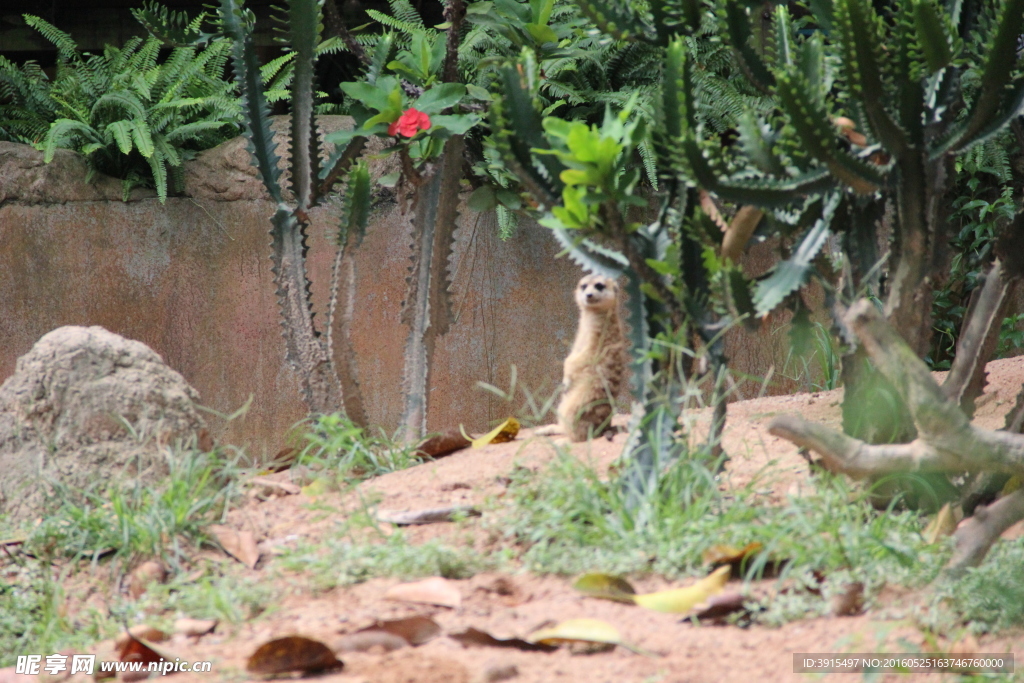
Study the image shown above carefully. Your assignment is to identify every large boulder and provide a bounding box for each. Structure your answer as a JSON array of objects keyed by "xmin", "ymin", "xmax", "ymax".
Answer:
[{"xmin": 0, "ymin": 326, "xmax": 205, "ymax": 521}]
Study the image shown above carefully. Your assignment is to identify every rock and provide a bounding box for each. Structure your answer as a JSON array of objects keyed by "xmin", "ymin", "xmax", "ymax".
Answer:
[
  {"xmin": 0, "ymin": 142, "xmax": 155, "ymax": 205},
  {"xmin": 183, "ymin": 115, "xmax": 396, "ymax": 202},
  {"xmin": 0, "ymin": 326, "xmax": 205, "ymax": 520}
]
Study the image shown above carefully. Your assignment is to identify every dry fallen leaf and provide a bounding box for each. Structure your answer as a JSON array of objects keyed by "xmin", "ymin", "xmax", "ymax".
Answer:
[
  {"xmin": 266, "ymin": 447, "xmax": 298, "ymax": 473},
  {"xmin": 416, "ymin": 429, "xmax": 472, "ymax": 458},
  {"xmin": 376, "ymin": 505, "xmax": 481, "ymax": 526},
  {"xmin": 526, "ymin": 618, "xmax": 651, "ymax": 655},
  {"xmin": 333, "ymin": 631, "xmax": 408, "ymax": 654},
  {"xmin": 633, "ymin": 565, "xmax": 731, "ymax": 614},
  {"xmin": 209, "ymin": 525, "xmax": 260, "ymax": 569},
  {"xmin": 249, "ymin": 477, "xmax": 301, "ymax": 496},
  {"xmin": 384, "ymin": 577, "xmax": 461, "ymax": 608},
  {"xmin": 246, "ymin": 636, "xmax": 342, "ymax": 675},
  {"xmin": 117, "ymin": 629, "xmax": 183, "ymax": 682},
  {"xmin": 691, "ymin": 591, "xmax": 748, "ymax": 621},
  {"xmin": 449, "ymin": 627, "xmax": 557, "ymax": 652},
  {"xmin": 367, "ymin": 616, "xmax": 440, "ymax": 645},
  {"xmin": 572, "ymin": 573, "xmax": 637, "ymax": 603},
  {"xmin": 831, "ymin": 581, "xmax": 865, "ymax": 616},
  {"xmin": 924, "ymin": 502, "xmax": 958, "ymax": 544},
  {"xmin": 127, "ymin": 561, "xmax": 167, "ymax": 599},
  {"xmin": 461, "ymin": 417, "xmax": 520, "ymax": 449},
  {"xmin": 173, "ymin": 618, "xmax": 217, "ymax": 637},
  {"xmin": 115, "ymin": 626, "xmax": 169, "ymax": 650}
]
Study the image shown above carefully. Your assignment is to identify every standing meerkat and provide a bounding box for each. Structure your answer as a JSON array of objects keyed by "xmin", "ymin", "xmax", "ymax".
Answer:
[{"xmin": 553, "ymin": 274, "xmax": 630, "ymax": 441}]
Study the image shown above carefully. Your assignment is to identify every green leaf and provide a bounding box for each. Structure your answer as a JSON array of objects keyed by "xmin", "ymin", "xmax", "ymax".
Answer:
[
  {"xmin": 529, "ymin": 0, "xmax": 554, "ymax": 25},
  {"xmin": 378, "ymin": 170, "xmax": 400, "ymax": 187},
  {"xmin": 429, "ymin": 114, "xmax": 480, "ymax": 134},
  {"xmin": 495, "ymin": 187, "xmax": 522, "ymax": 209},
  {"xmin": 106, "ymin": 120, "xmax": 134, "ymax": 154},
  {"xmin": 340, "ymin": 81, "xmax": 393, "ymax": 112},
  {"xmin": 754, "ymin": 193, "xmax": 840, "ymax": 315},
  {"xmin": 467, "ymin": 185, "xmax": 497, "ymax": 211},
  {"xmin": 466, "ymin": 84, "xmax": 492, "ymax": 101},
  {"xmin": 413, "ymin": 83, "xmax": 466, "ymax": 114},
  {"xmin": 525, "ymin": 23, "xmax": 559, "ymax": 44}
]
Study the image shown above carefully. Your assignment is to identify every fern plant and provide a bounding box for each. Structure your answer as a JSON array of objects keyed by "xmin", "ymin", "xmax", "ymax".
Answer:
[{"xmin": 0, "ymin": 14, "xmax": 240, "ymax": 201}]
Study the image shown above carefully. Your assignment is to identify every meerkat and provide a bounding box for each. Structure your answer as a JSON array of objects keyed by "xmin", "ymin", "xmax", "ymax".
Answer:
[{"xmin": 546, "ymin": 274, "xmax": 630, "ymax": 441}]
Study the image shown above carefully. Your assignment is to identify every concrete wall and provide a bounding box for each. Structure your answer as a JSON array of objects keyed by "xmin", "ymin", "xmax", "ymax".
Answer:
[{"xmin": 0, "ymin": 124, "xmax": 811, "ymax": 456}]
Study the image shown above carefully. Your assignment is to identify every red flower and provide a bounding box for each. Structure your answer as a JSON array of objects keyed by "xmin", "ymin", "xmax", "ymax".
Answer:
[{"xmin": 388, "ymin": 108, "xmax": 431, "ymax": 137}]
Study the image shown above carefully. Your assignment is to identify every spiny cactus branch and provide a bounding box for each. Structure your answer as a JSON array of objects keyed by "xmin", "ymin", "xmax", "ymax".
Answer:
[
  {"xmin": 399, "ymin": 136, "xmax": 465, "ymax": 441},
  {"xmin": 287, "ymin": 0, "xmax": 321, "ymax": 212}
]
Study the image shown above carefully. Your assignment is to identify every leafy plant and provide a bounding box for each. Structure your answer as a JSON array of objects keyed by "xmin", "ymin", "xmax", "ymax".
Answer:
[
  {"xmin": 295, "ymin": 413, "xmax": 419, "ymax": 482},
  {"xmin": 217, "ymin": 0, "xmax": 499, "ymax": 440},
  {"xmin": 0, "ymin": 14, "xmax": 240, "ymax": 201},
  {"xmin": 22, "ymin": 440, "xmax": 244, "ymax": 570}
]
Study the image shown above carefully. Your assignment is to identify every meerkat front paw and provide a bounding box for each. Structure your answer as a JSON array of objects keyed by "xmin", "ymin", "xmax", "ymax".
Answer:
[{"xmin": 533, "ymin": 424, "xmax": 563, "ymax": 436}]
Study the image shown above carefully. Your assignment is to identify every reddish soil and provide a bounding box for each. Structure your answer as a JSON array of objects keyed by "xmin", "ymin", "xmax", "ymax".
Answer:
[{"xmin": 20, "ymin": 357, "xmax": 1024, "ymax": 683}]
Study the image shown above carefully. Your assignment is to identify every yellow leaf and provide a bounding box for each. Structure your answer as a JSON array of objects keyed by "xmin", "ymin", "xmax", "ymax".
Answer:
[
  {"xmin": 460, "ymin": 417, "xmax": 520, "ymax": 449},
  {"xmin": 527, "ymin": 618, "xmax": 653, "ymax": 656},
  {"xmin": 1002, "ymin": 475, "xmax": 1022, "ymax": 496},
  {"xmin": 633, "ymin": 565, "xmax": 730, "ymax": 614},
  {"xmin": 527, "ymin": 618, "xmax": 621, "ymax": 646},
  {"xmin": 573, "ymin": 573, "xmax": 637, "ymax": 603},
  {"xmin": 300, "ymin": 478, "xmax": 330, "ymax": 497},
  {"xmin": 923, "ymin": 502, "xmax": 958, "ymax": 544}
]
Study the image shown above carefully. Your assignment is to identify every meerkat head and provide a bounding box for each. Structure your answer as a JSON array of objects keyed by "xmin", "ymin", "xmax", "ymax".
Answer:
[{"xmin": 575, "ymin": 274, "xmax": 619, "ymax": 313}]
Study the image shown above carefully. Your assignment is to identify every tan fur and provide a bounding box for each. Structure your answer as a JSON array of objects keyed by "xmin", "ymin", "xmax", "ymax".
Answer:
[{"xmin": 556, "ymin": 275, "xmax": 630, "ymax": 441}]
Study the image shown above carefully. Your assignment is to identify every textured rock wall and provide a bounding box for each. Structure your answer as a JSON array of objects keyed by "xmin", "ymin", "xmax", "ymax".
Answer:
[{"xmin": 0, "ymin": 118, "xmax": 811, "ymax": 456}]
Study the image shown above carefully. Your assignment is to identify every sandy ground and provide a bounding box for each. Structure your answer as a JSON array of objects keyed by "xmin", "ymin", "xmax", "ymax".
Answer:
[{"xmin": 18, "ymin": 357, "xmax": 1024, "ymax": 683}]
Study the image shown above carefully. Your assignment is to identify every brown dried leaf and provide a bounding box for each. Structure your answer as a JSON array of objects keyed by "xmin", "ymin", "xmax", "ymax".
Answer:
[
  {"xmin": 115, "ymin": 626, "xmax": 169, "ymax": 651},
  {"xmin": 173, "ymin": 618, "xmax": 217, "ymax": 637},
  {"xmin": 831, "ymin": 581, "xmax": 865, "ymax": 616},
  {"xmin": 358, "ymin": 616, "xmax": 441, "ymax": 646},
  {"xmin": 384, "ymin": 577, "xmax": 461, "ymax": 608},
  {"xmin": 116, "ymin": 630, "xmax": 184, "ymax": 681},
  {"xmin": 332, "ymin": 631, "xmax": 408, "ymax": 654},
  {"xmin": 702, "ymin": 542, "xmax": 763, "ymax": 566},
  {"xmin": 448, "ymin": 628, "xmax": 557, "ymax": 652},
  {"xmin": 924, "ymin": 503, "xmax": 958, "ymax": 544},
  {"xmin": 703, "ymin": 541, "xmax": 784, "ymax": 576},
  {"xmin": 197, "ymin": 428, "xmax": 215, "ymax": 453},
  {"xmin": 246, "ymin": 636, "xmax": 342, "ymax": 675},
  {"xmin": 127, "ymin": 561, "xmax": 167, "ymax": 600},
  {"xmin": 416, "ymin": 430, "xmax": 471, "ymax": 458},
  {"xmin": 266, "ymin": 447, "xmax": 298, "ymax": 473},
  {"xmin": 376, "ymin": 505, "xmax": 480, "ymax": 526},
  {"xmin": 249, "ymin": 477, "xmax": 301, "ymax": 496},
  {"xmin": 209, "ymin": 525, "xmax": 260, "ymax": 569},
  {"xmin": 692, "ymin": 591, "xmax": 747, "ymax": 621}
]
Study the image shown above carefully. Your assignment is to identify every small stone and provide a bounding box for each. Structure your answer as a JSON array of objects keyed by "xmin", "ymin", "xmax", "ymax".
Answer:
[{"xmin": 478, "ymin": 661, "xmax": 518, "ymax": 683}]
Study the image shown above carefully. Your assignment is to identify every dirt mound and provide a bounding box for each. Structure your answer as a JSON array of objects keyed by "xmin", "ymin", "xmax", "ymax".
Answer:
[{"xmin": 0, "ymin": 326, "xmax": 205, "ymax": 520}]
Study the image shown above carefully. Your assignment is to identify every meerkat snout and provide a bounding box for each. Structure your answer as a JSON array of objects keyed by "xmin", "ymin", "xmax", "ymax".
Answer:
[{"xmin": 576, "ymin": 275, "xmax": 618, "ymax": 312}]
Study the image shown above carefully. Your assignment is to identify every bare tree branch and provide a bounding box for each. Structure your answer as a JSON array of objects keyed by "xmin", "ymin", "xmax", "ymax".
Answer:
[
  {"xmin": 768, "ymin": 300, "xmax": 1024, "ymax": 478},
  {"xmin": 946, "ymin": 489, "xmax": 1024, "ymax": 578},
  {"xmin": 943, "ymin": 259, "xmax": 1018, "ymax": 417}
]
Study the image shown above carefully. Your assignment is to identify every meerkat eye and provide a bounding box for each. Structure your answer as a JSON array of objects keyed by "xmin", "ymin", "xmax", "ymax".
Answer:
[{"xmin": 594, "ymin": 283, "xmax": 605, "ymax": 291}]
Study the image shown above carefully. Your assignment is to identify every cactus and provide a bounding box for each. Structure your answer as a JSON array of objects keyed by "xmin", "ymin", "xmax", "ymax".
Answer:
[
  {"xmin": 219, "ymin": 0, "xmax": 472, "ymax": 440},
  {"xmin": 218, "ymin": 0, "xmax": 369, "ymax": 422}
]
